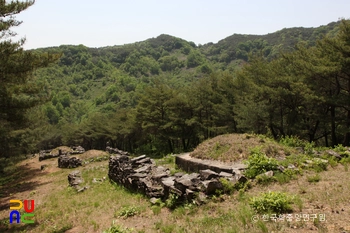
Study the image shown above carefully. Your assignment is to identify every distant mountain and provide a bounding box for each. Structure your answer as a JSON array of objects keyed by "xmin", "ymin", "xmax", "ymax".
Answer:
[
  {"xmin": 200, "ymin": 21, "xmax": 340, "ymax": 65},
  {"xmin": 31, "ymin": 20, "xmax": 343, "ymax": 150}
]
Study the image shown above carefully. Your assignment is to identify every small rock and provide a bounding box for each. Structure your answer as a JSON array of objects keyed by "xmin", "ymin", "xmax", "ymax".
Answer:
[
  {"xmin": 199, "ymin": 169, "xmax": 219, "ymax": 180},
  {"xmin": 150, "ymin": 197, "xmax": 160, "ymax": 205},
  {"xmin": 219, "ymin": 171, "xmax": 233, "ymax": 178}
]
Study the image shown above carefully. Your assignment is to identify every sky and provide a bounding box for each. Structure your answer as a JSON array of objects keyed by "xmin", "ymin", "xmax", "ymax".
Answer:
[{"xmin": 11, "ymin": 0, "xmax": 350, "ymax": 49}]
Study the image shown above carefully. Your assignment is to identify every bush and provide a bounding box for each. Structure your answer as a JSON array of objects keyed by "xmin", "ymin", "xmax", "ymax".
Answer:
[
  {"xmin": 244, "ymin": 147, "xmax": 278, "ymax": 179},
  {"xmin": 220, "ymin": 178, "xmax": 235, "ymax": 194},
  {"xmin": 103, "ymin": 221, "xmax": 133, "ymax": 233},
  {"xmin": 116, "ymin": 206, "xmax": 140, "ymax": 218},
  {"xmin": 279, "ymin": 136, "xmax": 306, "ymax": 147},
  {"xmin": 249, "ymin": 191, "xmax": 294, "ymax": 214}
]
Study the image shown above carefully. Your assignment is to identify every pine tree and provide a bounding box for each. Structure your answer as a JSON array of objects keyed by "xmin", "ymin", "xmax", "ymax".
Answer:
[{"xmin": 0, "ymin": 0, "xmax": 59, "ymax": 158}]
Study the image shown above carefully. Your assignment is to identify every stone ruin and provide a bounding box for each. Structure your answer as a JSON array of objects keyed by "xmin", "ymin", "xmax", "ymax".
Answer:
[
  {"xmin": 68, "ymin": 170, "xmax": 88, "ymax": 192},
  {"xmin": 106, "ymin": 146, "xmax": 129, "ymax": 156},
  {"xmin": 58, "ymin": 155, "xmax": 82, "ymax": 168},
  {"xmin": 38, "ymin": 146, "xmax": 86, "ymax": 161},
  {"xmin": 108, "ymin": 154, "xmax": 248, "ymax": 203},
  {"xmin": 39, "ymin": 149, "xmax": 61, "ymax": 161}
]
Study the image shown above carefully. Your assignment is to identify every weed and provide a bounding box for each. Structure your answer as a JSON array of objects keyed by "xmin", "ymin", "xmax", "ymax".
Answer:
[
  {"xmin": 311, "ymin": 159, "xmax": 328, "ymax": 172},
  {"xmin": 30, "ymin": 190, "xmax": 37, "ymax": 196},
  {"xmin": 244, "ymin": 147, "xmax": 279, "ymax": 179},
  {"xmin": 256, "ymin": 174, "xmax": 277, "ymax": 186},
  {"xmin": 293, "ymin": 196, "xmax": 303, "ymax": 212},
  {"xmin": 249, "ymin": 191, "xmax": 294, "ymax": 214},
  {"xmin": 103, "ymin": 221, "xmax": 133, "ymax": 233},
  {"xmin": 165, "ymin": 193, "xmax": 179, "ymax": 209},
  {"xmin": 220, "ymin": 178, "xmax": 235, "ymax": 194},
  {"xmin": 307, "ymin": 174, "xmax": 321, "ymax": 183},
  {"xmin": 116, "ymin": 206, "xmax": 140, "ymax": 218},
  {"xmin": 151, "ymin": 205, "xmax": 162, "ymax": 215},
  {"xmin": 279, "ymin": 136, "xmax": 306, "ymax": 147}
]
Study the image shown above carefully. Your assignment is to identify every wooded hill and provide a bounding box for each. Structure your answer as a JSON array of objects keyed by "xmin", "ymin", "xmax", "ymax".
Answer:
[{"xmin": 2, "ymin": 17, "xmax": 349, "ymax": 159}]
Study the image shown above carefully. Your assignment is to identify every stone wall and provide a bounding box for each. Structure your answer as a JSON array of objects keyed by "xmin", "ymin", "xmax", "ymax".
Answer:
[
  {"xmin": 108, "ymin": 154, "xmax": 248, "ymax": 203},
  {"xmin": 175, "ymin": 153, "xmax": 247, "ymax": 174}
]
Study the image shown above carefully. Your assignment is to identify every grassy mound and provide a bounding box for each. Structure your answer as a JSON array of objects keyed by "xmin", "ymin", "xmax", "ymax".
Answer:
[{"xmin": 190, "ymin": 134, "xmax": 295, "ymax": 162}]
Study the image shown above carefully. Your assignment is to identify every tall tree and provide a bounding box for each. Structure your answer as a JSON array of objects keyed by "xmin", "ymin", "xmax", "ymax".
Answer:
[{"xmin": 0, "ymin": 0, "xmax": 59, "ymax": 157}]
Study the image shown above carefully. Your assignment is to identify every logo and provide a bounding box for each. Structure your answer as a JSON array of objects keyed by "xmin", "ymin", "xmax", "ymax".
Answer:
[{"xmin": 9, "ymin": 200, "xmax": 35, "ymax": 224}]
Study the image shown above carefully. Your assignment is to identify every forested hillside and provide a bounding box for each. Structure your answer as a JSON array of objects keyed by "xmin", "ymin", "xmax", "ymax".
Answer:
[{"xmin": 2, "ymin": 17, "xmax": 349, "ymax": 159}]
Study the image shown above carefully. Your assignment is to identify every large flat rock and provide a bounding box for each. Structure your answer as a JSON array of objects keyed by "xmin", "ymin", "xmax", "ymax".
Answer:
[{"xmin": 175, "ymin": 153, "xmax": 247, "ymax": 174}]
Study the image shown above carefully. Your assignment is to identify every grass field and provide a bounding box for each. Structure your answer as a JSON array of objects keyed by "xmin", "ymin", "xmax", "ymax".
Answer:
[{"xmin": 1, "ymin": 134, "xmax": 350, "ymax": 233}]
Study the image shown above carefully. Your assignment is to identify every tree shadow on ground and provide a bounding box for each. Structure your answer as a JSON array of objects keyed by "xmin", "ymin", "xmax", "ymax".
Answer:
[{"xmin": 0, "ymin": 162, "xmax": 52, "ymax": 211}]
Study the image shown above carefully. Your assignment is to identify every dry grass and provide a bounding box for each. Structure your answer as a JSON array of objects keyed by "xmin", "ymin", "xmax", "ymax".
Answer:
[{"xmin": 190, "ymin": 134, "xmax": 294, "ymax": 162}]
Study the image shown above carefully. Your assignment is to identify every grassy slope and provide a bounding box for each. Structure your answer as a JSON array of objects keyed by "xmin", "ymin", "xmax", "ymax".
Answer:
[
  {"xmin": 190, "ymin": 134, "xmax": 295, "ymax": 162},
  {"xmin": 1, "ymin": 136, "xmax": 350, "ymax": 233}
]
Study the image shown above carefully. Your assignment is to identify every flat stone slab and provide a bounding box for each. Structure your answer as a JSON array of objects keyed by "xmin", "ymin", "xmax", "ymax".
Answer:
[{"xmin": 175, "ymin": 153, "xmax": 247, "ymax": 174}]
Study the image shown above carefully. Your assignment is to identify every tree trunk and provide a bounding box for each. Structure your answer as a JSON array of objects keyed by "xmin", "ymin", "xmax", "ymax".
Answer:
[{"xmin": 330, "ymin": 105, "xmax": 337, "ymax": 147}]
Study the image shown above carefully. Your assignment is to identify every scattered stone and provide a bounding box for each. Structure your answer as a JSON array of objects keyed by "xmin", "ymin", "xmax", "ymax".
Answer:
[
  {"xmin": 106, "ymin": 146, "xmax": 129, "ymax": 156},
  {"xmin": 92, "ymin": 178, "xmax": 103, "ymax": 183},
  {"xmin": 264, "ymin": 171, "xmax": 274, "ymax": 177},
  {"xmin": 40, "ymin": 164, "xmax": 48, "ymax": 171},
  {"xmin": 58, "ymin": 155, "xmax": 82, "ymax": 168},
  {"xmin": 277, "ymin": 165, "xmax": 285, "ymax": 172},
  {"xmin": 200, "ymin": 169, "xmax": 219, "ymax": 180},
  {"xmin": 219, "ymin": 171, "xmax": 234, "ymax": 178},
  {"xmin": 39, "ymin": 149, "xmax": 59, "ymax": 161},
  {"xmin": 150, "ymin": 197, "xmax": 160, "ymax": 205},
  {"xmin": 201, "ymin": 179, "xmax": 223, "ymax": 195},
  {"xmin": 236, "ymin": 174, "xmax": 248, "ymax": 183},
  {"xmin": 131, "ymin": 155, "xmax": 147, "ymax": 163},
  {"xmin": 77, "ymin": 186, "xmax": 89, "ymax": 192},
  {"xmin": 70, "ymin": 146, "xmax": 85, "ymax": 154},
  {"xmin": 326, "ymin": 150, "xmax": 342, "ymax": 159},
  {"xmin": 68, "ymin": 170, "xmax": 83, "ymax": 187}
]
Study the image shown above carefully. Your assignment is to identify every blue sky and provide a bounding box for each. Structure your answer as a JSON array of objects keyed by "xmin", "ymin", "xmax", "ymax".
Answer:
[{"xmin": 12, "ymin": 0, "xmax": 350, "ymax": 49}]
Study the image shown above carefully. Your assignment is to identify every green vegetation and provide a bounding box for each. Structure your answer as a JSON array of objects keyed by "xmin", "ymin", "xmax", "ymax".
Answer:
[
  {"xmin": 307, "ymin": 174, "xmax": 322, "ymax": 183},
  {"xmin": 249, "ymin": 191, "xmax": 295, "ymax": 214},
  {"xmin": 244, "ymin": 147, "xmax": 279, "ymax": 179},
  {"xmin": 116, "ymin": 206, "xmax": 140, "ymax": 218}
]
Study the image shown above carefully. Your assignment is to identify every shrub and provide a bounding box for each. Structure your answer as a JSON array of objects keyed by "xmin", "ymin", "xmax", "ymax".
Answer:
[
  {"xmin": 249, "ymin": 191, "xmax": 294, "ymax": 214},
  {"xmin": 244, "ymin": 147, "xmax": 278, "ymax": 179},
  {"xmin": 103, "ymin": 221, "xmax": 133, "ymax": 233},
  {"xmin": 279, "ymin": 136, "xmax": 306, "ymax": 147},
  {"xmin": 116, "ymin": 206, "xmax": 140, "ymax": 218},
  {"xmin": 220, "ymin": 178, "xmax": 235, "ymax": 194}
]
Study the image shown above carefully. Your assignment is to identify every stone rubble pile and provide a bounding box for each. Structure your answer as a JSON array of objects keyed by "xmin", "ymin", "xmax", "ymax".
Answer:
[
  {"xmin": 108, "ymin": 154, "xmax": 248, "ymax": 203},
  {"xmin": 106, "ymin": 146, "xmax": 129, "ymax": 156},
  {"xmin": 38, "ymin": 149, "xmax": 62, "ymax": 161},
  {"xmin": 39, "ymin": 146, "xmax": 86, "ymax": 161},
  {"xmin": 58, "ymin": 155, "xmax": 83, "ymax": 168},
  {"xmin": 68, "ymin": 170, "xmax": 88, "ymax": 192},
  {"xmin": 70, "ymin": 146, "xmax": 85, "ymax": 155}
]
